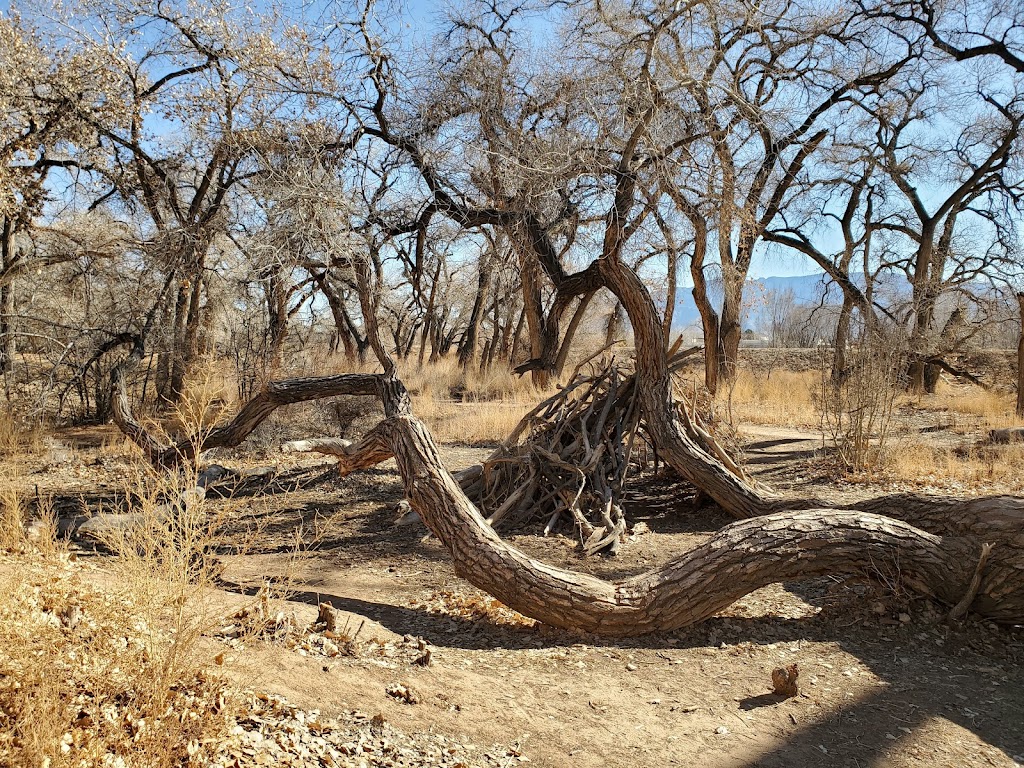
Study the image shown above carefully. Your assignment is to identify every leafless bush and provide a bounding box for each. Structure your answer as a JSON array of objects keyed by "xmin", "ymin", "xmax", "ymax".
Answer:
[{"xmin": 815, "ymin": 331, "xmax": 906, "ymax": 472}]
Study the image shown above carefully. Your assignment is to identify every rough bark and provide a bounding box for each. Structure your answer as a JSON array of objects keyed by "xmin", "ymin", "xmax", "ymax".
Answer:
[
  {"xmin": 114, "ymin": 372, "xmax": 386, "ymax": 468},
  {"xmin": 1017, "ymin": 293, "xmax": 1024, "ymax": 417},
  {"xmin": 112, "ymin": 365, "xmax": 1024, "ymax": 631},
  {"xmin": 600, "ymin": 256, "xmax": 775, "ymax": 519}
]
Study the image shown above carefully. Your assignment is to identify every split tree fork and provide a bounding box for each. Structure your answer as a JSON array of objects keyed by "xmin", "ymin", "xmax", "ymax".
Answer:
[{"xmin": 109, "ymin": 250, "xmax": 1024, "ymax": 636}]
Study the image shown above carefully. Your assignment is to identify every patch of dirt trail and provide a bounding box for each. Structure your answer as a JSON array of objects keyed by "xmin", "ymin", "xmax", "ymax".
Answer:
[{"xmin": 205, "ymin": 443, "xmax": 1023, "ymax": 768}]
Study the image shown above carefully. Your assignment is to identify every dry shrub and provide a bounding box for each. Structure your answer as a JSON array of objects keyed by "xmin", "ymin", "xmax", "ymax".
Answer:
[
  {"xmin": 0, "ymin": 374, "xmax": 250, "ymax": 767},
  {"xmin": 815, "ymin": 336, "xmax": 904, "ymax": 473},
  {"xmin": 0, "ymin": 548, "xmax": 234, "ymax": 768},
  {"xmin": 0, "ymin": 475, "xmax": 26, "ymax": 551}
]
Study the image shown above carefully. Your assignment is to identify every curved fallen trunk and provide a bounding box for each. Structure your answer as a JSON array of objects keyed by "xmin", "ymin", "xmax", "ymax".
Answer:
[
  {"xmin": 111, "ymin": 364, "xmax": 1024, "ymax": 632},
  {"xmin": 598, "ymin": 258, "xmax": 776, "ymax": 519},
  {"xmin": 330, "ymin": 411, "xmax": 1021, "ymax": 634},
  {"xmin": 114, "ymin": 373, "xmax": 386, "ymax": 467}
]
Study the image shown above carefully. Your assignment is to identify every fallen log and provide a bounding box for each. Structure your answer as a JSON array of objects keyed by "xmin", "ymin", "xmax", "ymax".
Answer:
[
  {"xmin": 330, "ymin": 400, "xmax": 1022, "ymax": 634},
  {"xmin": 110, "ymin": 366, "xmax": 1024, "ymax": 632}
]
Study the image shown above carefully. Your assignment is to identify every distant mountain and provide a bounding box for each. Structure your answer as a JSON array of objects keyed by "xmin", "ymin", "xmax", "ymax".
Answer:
[{"xmin": 669, "ymin": 272, "xmax": 913, "ymax": 333}]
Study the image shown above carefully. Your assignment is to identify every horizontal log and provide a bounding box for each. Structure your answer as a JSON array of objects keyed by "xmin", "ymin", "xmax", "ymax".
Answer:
[
  {"xmin": 115, "ymin": 373, "xmax": 386, "ymax": 467},
  {"xmin": 346, "ymin": 412, "xmax": 1021, "ymax": 634}
]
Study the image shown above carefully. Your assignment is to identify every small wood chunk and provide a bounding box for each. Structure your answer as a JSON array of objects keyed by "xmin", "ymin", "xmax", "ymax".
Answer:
[{"xmin": 772, "ymin": 663, "xmax": 799, "ymax": 697}]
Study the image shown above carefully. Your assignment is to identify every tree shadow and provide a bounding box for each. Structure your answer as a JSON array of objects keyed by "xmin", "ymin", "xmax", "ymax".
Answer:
[{"xmin": 738, "ymin": 693, "xmax": 791, "ymax": 711}]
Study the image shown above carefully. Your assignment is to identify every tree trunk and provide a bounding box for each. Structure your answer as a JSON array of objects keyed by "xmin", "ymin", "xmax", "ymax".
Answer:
[
  {"xmin": 600, "ymin": 256, "xmax": 773, "ymax": 518},
  {"xmin": 509, "ymin": 305, "xmax": 527, "ymax": 367},
  {"xmin": 458, "ymin": 256, "xmax": 492, "ymax": 369},
  {"xmin": 0, "ymin": 217, "xmax": 14, "ymax": 379},
  {"xmin": 554, "ymin": 292, "xmax": 595, "ymax": 378},
  {"xmin": 662, "ymin": 247, "xmax": 678, "ymax": 339},
  {"xmin": 165, "ymin": 281, "xmax": 191, "ymax": 404},
  {"xmin": 689, "ymin": 225, "xmax": 722, "ymax": 394},
  {"xmin": 520, "ymin": 254, "xmax": 551, "ymax": 388},
  {"xmin": 604, "ymin": 301, "xmax": 624, "ymax": 348},
  {"xmin": 417, "ymin": 261, "xmax": 442, "ymax": 367},
  {"xmin": 719, "ymin": 277, "xmax": 743, "ymax": 385},
  {"xmin": 833, "ymin": 294, "xmax": 854, "ymax": 384},
  {"xmin": 316, "ymin": 275, "xmax": 359, "ymax": 360},
  {"xmin": 1017, "ymin": 293, "xmax": 1024, "ymax": 418},
  {"xmin": 111, "ymin": 365, "xmax": 1024, "ymax": 634},
  {"xmin": 266, "ymin": 269, "xmax": 289, "ymax": 373}
]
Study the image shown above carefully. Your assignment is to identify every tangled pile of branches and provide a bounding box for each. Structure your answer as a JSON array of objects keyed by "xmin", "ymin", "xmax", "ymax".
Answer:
[{"xmin": 455, "ymin": 346, "xmax": 747, "ymax": 555}]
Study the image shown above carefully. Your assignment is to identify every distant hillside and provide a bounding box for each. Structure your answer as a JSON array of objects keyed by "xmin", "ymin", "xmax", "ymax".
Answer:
[{"xmin": 670, "ymin": 272, "xmax": 913, "ymax": 333}]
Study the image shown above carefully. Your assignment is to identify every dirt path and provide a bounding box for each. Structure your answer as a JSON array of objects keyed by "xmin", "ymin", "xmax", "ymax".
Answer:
[
  {"xmin": 202, "ymin": 445, "xmax": 1023, "ymax": 768},
  {"xmin": 27, "ymin": 423, "xmax": 1024, "ymax": 767}
]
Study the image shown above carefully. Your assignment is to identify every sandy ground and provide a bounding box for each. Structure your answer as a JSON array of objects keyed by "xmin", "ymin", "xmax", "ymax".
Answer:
[{"xmin": 25, "ymin": 423, "xmax": 1024, "ymax": 767}]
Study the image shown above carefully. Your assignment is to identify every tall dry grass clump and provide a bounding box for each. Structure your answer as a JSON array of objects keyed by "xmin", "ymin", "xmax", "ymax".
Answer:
[
  {"xmin": 723, "ymin": 368, "xmax": 817, "ymax": 427},
  {"xmin": 0, "ymin": 367, "xmax": 244, "ymax": 768},
  {"xmin": 0, "ymin": 409, "xmax": 44, "ymax": 459}
]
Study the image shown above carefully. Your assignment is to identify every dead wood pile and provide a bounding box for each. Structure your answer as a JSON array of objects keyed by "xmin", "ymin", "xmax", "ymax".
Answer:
[{"xmin": 453, "ymin": 345, "xmax": 749, "ymax": 554}]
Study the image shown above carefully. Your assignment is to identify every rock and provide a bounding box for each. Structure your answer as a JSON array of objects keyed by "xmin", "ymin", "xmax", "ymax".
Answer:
[{"xmin": 385, "ymin": 683, "xmax": 420, "ymax": 704}]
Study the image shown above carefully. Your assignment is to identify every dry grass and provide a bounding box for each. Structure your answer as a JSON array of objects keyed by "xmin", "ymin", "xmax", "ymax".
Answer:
[
  {"xmin": 926, "ymin": 381, "xmax": 1024, "ymax": 432},
  {"xmin": 0, "ymin": 410, "xmax": 44, "ymax": 458},
  {"xmin": 412, "ymin": 395, "xmax": 543, "ymax": 445},
  {"xmin": 721, "ymin": 369, "xmax": 818, "ymax": 427},
  {"xmin": 0, "ymin": 380, "xmax": 252, "ymax": 767},
  {"xmin": 0, "ymin": 547, "xmax": 235, "ymax": 767},
  {"xmin": 715, "ymin": 364, "xmax": 1024, "ymax": 489},
  {"xmin": 197, "ymin": 355, "xmax": 548, "ymax": 445},
  {"xmin": 880, "ymin": 439, "xmax": 1024, "ymax": 492}
]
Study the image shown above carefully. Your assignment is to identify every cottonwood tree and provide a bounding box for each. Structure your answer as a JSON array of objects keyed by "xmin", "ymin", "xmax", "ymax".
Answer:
[
  {"xmin": 37, "ymin": 0, "xmax": 350, "ymax": 404},
  {"xmin": 763, "ymin": 150, "xmax": 889, "ymax": 382},
  {"xmin": 68, "ymin": 0, "xmax": 1023, "ymax": 636},
  {"xmin": 865, "ymin": 0, "xmax": 1024, "ymax": 74},
  {"xmin": 659, "ymin": 0, "xmax": 914, "ymax": 392},
  {"xmin": 0, "ymin": 14, "xmax": 120, "ymax": 377},
  {"xmin": 871, "ymin": 83, "xmax": 1021, "ymax": 389}
]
